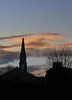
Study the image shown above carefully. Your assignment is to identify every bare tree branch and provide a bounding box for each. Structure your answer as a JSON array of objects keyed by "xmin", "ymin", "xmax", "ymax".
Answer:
[{"xmin": 46, "ymin": 45, "xmax": 72, "ymax": 68}]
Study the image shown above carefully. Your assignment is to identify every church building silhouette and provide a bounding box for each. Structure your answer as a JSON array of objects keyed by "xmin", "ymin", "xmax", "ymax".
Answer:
[{"xmin": 0, "ymin": 37, "xmax": 42, "ymax": 86}]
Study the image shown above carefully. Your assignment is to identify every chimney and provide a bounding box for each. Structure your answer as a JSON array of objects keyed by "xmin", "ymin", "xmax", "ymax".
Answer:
[{"xmin": 53, "ymin": 62, "xmax": 62, "ymax": 68}]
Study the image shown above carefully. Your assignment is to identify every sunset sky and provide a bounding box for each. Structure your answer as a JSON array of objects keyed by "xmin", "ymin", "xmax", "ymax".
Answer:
[{"xmin": 0, "ymin": 0, "xmax": 72, "ymax": 76}]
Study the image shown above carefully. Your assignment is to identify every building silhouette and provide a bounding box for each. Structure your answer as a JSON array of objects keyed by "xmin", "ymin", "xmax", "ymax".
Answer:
[
  {"xmin": 46, "ymin": 62, "xmax": 71, "ymax": 89},
  {"xmin": 0, "ymin": 37, "xmax": 43, "ymax": 87},
  {"xmin": 19, "ymin": 38, "xmax": 27, "ymax": 71}
]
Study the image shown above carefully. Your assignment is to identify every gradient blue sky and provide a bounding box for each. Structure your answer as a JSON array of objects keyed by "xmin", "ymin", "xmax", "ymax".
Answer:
[
  {"xmin": 0, "ymin": 0, "xmax": 72, "ymax": 37},
  {"xmin": 0, "ymin": 0, "xmax": 72, "ymax": 76}
]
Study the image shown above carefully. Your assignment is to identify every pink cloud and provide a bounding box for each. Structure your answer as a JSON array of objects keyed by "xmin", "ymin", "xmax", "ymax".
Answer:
[{"xmin": 0, "ymin": 32, "xmax": 65, "ymax": 50}]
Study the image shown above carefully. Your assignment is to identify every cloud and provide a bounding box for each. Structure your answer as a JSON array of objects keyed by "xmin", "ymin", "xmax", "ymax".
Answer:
[
  {"xmin": 0, "ymin": 48, "xmax": 51, "ymax": 65},
  {"xmin": 0, "ymin": 35, "xmax": 24, "ymax": 40},
  {"xmin": 26, "ymin": 48, "xmax": 52, "ymax": 57},
  {"xmin": 0, "ymin": 43, "xmax": 72, "ymax": 65},
  {"xmin": 0, "ymin": 32, "xmax": 71, "ymax": 65},
  {"xmin": 0, "ymin": 50, "xmax": 19, "ymax": 64},
  {"xmin": 0, "ymin": 32, "xmax": 64, "ymax": 50},
  {"xmin": 0, "ymin": 32, "xmax": 63, "ymax": 40},
  {"xmin": 26, "ymin": 41, "xmax": 50, "ymax": 48},
  {"xmin": 0, "ymin": 44, "xmax": 20, "ymax": 50},
  {"xmin": 27, "ymin": 65, "xmax": 40, "ymax": 73},
  {"xmin": 27, "ymin": 64, "xmax": 46, "ymax": 76},
  {"xmin": 0, "ymin": 32, "xmax": 69, "ymax": 65},
  {"xmin": 59, "ymin": 42, "xmax": 72, "ymax": 47}
]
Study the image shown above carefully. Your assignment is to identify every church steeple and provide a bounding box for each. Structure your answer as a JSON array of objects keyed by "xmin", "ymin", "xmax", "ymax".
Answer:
[
  {"xmin": 19, "ymin": 38, "xmax": 27, "ymax": 71},
  {"xmin": 21, "ymin": 38, "xmax": 25, "ymax": 54}
]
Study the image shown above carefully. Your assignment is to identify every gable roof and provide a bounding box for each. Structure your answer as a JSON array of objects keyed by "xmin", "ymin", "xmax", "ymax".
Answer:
[{"xmin": 0, "ymin": 67, "xmax": 38, "ymax": 82}]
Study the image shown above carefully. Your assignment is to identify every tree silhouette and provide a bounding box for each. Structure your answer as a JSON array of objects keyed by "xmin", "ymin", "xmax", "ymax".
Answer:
[
  {"xmin": 46, "ymin": 45, "xmax": 72, "ymax": 68},
  {"xmin": 6, "ymin": 64, "xmax": 15, "ymax": 72}
]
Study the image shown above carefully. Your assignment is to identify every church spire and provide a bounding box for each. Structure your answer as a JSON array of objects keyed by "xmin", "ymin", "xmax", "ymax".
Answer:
[
  {"xmin": 19, "ymin": 37, "xmax": 27, "ymax": 71},
  {"xmin": 21, "ymin": 38, "xmax": 25, "ymax": 54}
]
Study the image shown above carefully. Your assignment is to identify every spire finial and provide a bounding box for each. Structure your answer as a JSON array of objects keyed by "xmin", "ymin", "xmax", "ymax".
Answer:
[
  {"xmin": 22, "ymin": 32, "xmax": 24, "ymax": 35},
  {"xmin": 22, "ymin": 32, "xmax": 24, "ymax": 39}
]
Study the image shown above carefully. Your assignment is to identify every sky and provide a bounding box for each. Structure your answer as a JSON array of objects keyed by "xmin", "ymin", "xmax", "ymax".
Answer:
[{"xmin": 0, "ymin": 0, "xmax": 72, "ymax": 76}]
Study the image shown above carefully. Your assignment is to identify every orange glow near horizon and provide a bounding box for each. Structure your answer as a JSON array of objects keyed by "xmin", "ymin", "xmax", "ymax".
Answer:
[{"xmin": 31, "ymin": 70, "xmax": 46, "ymax": 77}]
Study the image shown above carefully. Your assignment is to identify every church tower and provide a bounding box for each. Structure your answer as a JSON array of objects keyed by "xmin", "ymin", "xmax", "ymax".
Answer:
[{"xmin": 19, "ymin": 38, "xmax": 27, "ymax": 71}]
